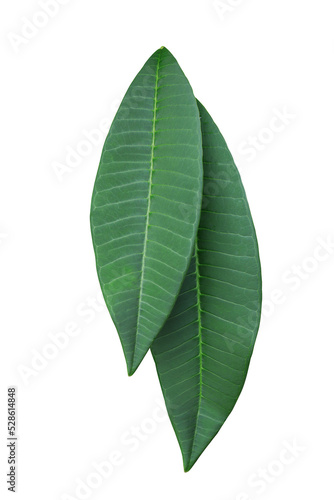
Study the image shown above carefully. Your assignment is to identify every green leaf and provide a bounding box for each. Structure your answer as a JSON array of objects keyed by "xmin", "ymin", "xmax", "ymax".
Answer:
[
  {"xmin": 90, "ymin": 47, "xmax": 203, "ymax": 375},
  {"xmin": 151, "ymin": 101, "xmax": 262, "ymax": 471}
]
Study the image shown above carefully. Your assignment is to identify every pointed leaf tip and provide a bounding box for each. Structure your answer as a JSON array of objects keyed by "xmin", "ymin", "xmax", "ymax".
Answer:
[
  {"xmin": 90, "ymin": 47, "xmax": 203, "ymax": 374},
  {"xmin": 151, "ymin": 101, "xmax": 262, "ymax": 470},
  {"xmin": 127, "ymin": 354, "xmax": 142, "ymax": 377}
]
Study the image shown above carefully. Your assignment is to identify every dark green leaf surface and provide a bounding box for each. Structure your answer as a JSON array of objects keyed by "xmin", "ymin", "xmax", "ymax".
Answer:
[
  {"xmin": 151, "ymin": 101, "xmax": 262, "ymax": 471},
  {"xmin": 90, "ymin": 48, "xmax": 203, "ymax": 375}
]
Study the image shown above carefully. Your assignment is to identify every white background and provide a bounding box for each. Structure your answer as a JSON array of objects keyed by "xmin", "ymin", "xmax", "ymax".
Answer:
[{"xmin": 1, "ymin": 0, "xmax": 334, "ymax": 498}]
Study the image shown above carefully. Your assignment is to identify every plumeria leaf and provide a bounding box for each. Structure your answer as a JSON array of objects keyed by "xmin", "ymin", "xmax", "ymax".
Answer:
[
  {"xmin": 151, "ymin": 101, "xmax": 262, "ymax": 471},
  {"xmin": 90, "ymin": 48, "xmax": 203, "ymax": 375}
]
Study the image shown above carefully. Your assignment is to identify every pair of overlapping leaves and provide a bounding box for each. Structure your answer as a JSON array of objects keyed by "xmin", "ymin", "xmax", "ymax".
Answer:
[{"xmin": 90, "ymin": 47, "xmax": 262, "ymax": 471}]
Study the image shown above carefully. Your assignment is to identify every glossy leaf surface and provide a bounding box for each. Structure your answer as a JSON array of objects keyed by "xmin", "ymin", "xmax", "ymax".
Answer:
[
  {"xmin": 151, "ymin": 101, "xmax": 262, "ymax": 471},
  {"xmin": 90, "ymin": 48, "xmax": 203, "ymax": 375}
]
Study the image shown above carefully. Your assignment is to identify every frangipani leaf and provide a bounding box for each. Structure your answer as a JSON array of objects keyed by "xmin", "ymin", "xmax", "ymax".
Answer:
[
  {"xmin": 151, "ymin": 101, "xmax": 262, "ymax": 471},
  {"xmin": 90, "ymin": 47, "xmax": 203, "ymax": 375}
]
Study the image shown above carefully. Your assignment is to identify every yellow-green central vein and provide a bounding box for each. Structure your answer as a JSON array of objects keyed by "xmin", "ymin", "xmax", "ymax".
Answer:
[
  {"xmin": 131, "ymin": 50, "xmax": 162, "ymax": 371},
  {"xmin": 186, "ymin": 236, "xmax": 204, "ymax": 468}
]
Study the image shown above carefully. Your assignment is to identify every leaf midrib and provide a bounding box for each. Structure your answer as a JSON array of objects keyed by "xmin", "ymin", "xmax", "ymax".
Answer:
[
  {"xmin": 186, "ymin": 236, "xmax": 204, "ymax": 469},
  {"xmin": 131, "ymin": 50, "xmax": 162, "ymax": 370}
]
